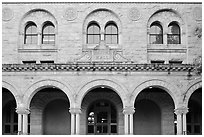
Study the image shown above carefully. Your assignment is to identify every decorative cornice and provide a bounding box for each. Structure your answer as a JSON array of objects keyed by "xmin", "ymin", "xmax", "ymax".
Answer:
[
  {"xmin": 2, "ymin": 2, "xmax": 202, "ymax": 5},
  {"xmin": 2, "ymin": 63, "xmax": 195, "ymax": 73}
]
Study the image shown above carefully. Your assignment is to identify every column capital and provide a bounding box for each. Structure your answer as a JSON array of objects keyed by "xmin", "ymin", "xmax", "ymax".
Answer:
[
  {"xmin": 69, "ymin": 107, "xmax": 81, "ymax": 114},
  {"xmin": 16, "ymin": 107, "xmax": 30, "ymax": 114},
  {"xmin": 123, "ymin": 106, "xmax": 135, "ymax": 115},
  {"xmin": 174, "ymin": 107, "xmax": 188, "ymax": 115}
]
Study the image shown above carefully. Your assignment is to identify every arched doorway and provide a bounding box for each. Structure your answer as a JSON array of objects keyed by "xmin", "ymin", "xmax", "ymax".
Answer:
[
  {"xmin": 87, "ymin": 100, "xmax": 117, "ymax": 134},
  {"xmin": 134, "ymin": 99, "xmax": 161, "ymax": 134},
  {"xmin": 43, "ymin": 99, "xmax": 70, "ymax": 135},
  {"xmin": 81, "ymin": 87, "xmax": 123, "ymax": 135},
  {"xmin": 133, "ymin": 87, "xmax": 175, "ymax": 135},
  {"xmin": 2, "ymin": 88, "xmax": 18, "ymax": 135},
  {"xmin": 187, "ymin": 88, "xmax": 202, "ymax": 135},
  {"xmin": 30, "ymin": 87, "xmax": 71, "ymax": 135}
]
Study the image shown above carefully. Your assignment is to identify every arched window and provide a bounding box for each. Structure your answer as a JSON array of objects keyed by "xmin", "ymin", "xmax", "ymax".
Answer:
[
  {"xmin": 105, "ymin": 23, "xmax": 118, "ymax": 44},
  {"xmin": 149, "ymin": 22, "xmax": 163, "ymax": 44},
  {"xmin": 167, "ymin": 22, "xmax": 181, "ymax": 44},
  {"xmin": 87, "ymin": 22, "xmax": 100, "ymax": 44},
  {"xmin": 42, "ymin": 22, "xmax": 55, "ymax": 44},
  {"xmin": 24, "ymin": 22, "xmax": 37, "ymax": 44}
]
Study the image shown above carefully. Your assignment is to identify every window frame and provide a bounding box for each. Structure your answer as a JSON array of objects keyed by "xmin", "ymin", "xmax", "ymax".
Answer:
[
  {"xmin": 105, "ymin": 23, "xmax": 118, "ymax": 44},
  {"xmin": 42, "ymin": 22, "xmax": 55, "ymax": 45},
  {"xmin": 167, "ymin": 22, "xmax": 181, "ymax": 44},
  {"xmin": 149, "ymin": 22, "xmax": 163, "ymax": 44},
  {"xmin": 87, "ymin": 22, "xmax": 101, "ymax": 44},
  {"xmin": 24, "ymin": 22, "xmax": 38, "ymax": 44}
]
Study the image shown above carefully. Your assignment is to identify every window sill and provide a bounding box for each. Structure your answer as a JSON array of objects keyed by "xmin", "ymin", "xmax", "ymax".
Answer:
[{"xmin": 18, "ymin": 48, "xmax": 58, "ymax": 52}]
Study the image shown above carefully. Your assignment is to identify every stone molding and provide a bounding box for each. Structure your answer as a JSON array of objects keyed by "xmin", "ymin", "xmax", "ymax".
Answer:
[
  {"xmin": 123, "ymin": 106, "xmax": 135, "ymax": 114},
  {"xmin": 69, "ymin": 108, "xmax": 81, "ymax": 114},
  {"xmin": 16, "ymin": 106, "xmax": 30, "ymax": 114},
  {"xmin": 2, "ymin": 63, "xmax": 194, "ymax": 72},
  {"xmin": 174, "ymin": 107, "xmax": 188, "ymax": 115}
]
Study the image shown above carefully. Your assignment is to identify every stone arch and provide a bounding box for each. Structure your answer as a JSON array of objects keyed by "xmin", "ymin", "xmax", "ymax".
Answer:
[
  {"xmin": 83, "ymin": 8, "xmax": 122, "ymax": 33},
  {"xmin": 2, "ymin": 81, "xmax": 21, "ymax": 107},
  {"xmin": 23, "ymin": 79, "xmax": 74, "ymax": 109},
  {"xmin": 19, "ymin": 9, "xmax": 57, "ymax": 34},
  {"xmin": 82, "ymin": 8, "xmax": 122, "ymax": 49},
  {"xmin": 130, "ymin": 79, "xmax": 179, "ymax": 108},
  {"xmin": 183, "ymin": 80, "xmax": 202, "ymax": 107},
  {"xmin": 76, "ymin": 79, "xmax": 128, "ymax": 108},
  {"xmin": 147, "ymin": 8, "xmax": 186, "ymax": 46}
]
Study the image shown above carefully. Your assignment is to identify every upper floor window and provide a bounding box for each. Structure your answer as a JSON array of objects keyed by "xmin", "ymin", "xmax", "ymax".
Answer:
[
  {"xmin": 42, "ymin": 22, "xmax": 55, "ymax": 44},
  {"xmin": 105, "ymin": 23, "xmax": 118, "ymax": 44},
  {"xmin": 149, "ymin": 22, "xmax": 163, "ymax": 44},
  {"xmin": 167, "ymin": 22, "xmax": 181, "ymax": 44},
  {"xmin": 24, "ymin": 22, "xmax": 37, "ymax": 44},
  {"xmin": 87, "ymin": 23, "xmax": 100, "ymax": 44}
]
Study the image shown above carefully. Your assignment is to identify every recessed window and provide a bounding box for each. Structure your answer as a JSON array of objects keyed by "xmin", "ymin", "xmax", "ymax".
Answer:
[
  {"xmin": 40, "ymin": 60, "xmax": 54, "ymax": 64},
  {"xmin": 149, "ymin": 22, "xmax": 163, "ymax": 44},
  {"xmin": 105, "ymin": 23, "xmax": 118, "ymax": 44},
  {"xmin": 24, "ymin": 22, "xmax": 37, "ymax": 44},
  {"xmin": 151, "ymin": 60, "xmax": 165, "ymax": 64},
  {"xmin": 169, "ymin": 61, "xmax": 182, "ymax": 64},
  {"xmin": 22, "ymin": 61, "xmax": 36, "ymax": 64},
  {"xmin": 167, "ymin": 22, "xmax": 181, "ymax": 44},
  {"xmin": 42, "ymin": 22, "xmax": 55, "ymax": 44},
  {"xmin": 87, "ymin": 22, "xmax": 100, "ymax": 44}
]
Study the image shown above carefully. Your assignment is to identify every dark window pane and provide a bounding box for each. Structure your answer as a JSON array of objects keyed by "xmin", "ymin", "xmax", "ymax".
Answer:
[
  {"xmin": 167, "ymin": 34, "xmax": 180, "ymax": 44},
  {"xmin": 150, "ymin": 24, "xmax": 162, "ymax": 34},
  {"xmin": 187, "ymin": 125, "xmax": 191, "ymax": 134},
  {"xmin": 103, "ymin": 125, "xmax": 108, "ymax": 133},
  {"xmin": 13, "ymin": 125, "xmax": 18, "ymax": 133},
  {"xmin": 168, "ymin": 24, "xmax": 180, "ymax": 34},
  {"xmin": 97, "ymin": 112, "xmax": 108, "ymax": 123},
  {"xmin": 194, "ymin": 125, "xmax": 200, "ymax": 133},
  {"xmin": 97, "ymin": 125, "xmax": 102, "ymax": 133},
  {"xmin": 111, "ymin": 125, "xmax": 117, "ymax": 133},
  {"xmin": 5, "ymin": 125, "xmax": 10, "ymax": 133},
  {"xmin": 150, "ymin": 35, "xmax": 163, "ymax": 44},
  {"xmin": 88, "ymin": 125, "xmax": 94, "ymax": 133}
]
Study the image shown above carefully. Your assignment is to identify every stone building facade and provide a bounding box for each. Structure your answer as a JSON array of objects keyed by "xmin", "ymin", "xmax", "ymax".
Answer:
[{"xmin": 2, "ymin": 2, "xmax": 202, "ymax": 135}]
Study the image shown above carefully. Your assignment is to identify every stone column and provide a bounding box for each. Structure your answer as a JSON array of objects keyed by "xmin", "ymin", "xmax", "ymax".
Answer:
[
  {"xmin": 123, "ymin": 106, "xmax": 135, "ymax": 135},
  {"xmin": 16, "ymin": 107, "xmax": 30, "ymax": 135},
  {"xmin": 174, "ymin": 107, "xmax": 188, "ymax": 135},
  {"xmin": 69, "ymin": 108, "xmax": 81, "ymax": 135},
  {"xmin": 37, "ymin": 32, "xmax": 41, "ymax": 46},
  {"xmin": 182, "ymin": 108, "xmax": 188, "ymax": 135}
]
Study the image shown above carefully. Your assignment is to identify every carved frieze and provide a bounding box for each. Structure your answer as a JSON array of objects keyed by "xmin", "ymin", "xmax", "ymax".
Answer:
[
  {"xmin": 193, "ymin": 7, "xmax": 202, "ymax": 21},
  {"xmin": 128, "ymin": 7, "xmax": 140, "ymax": 21},
  {"xmin": 2, "ymin": 7, "xmax": 13, "ymax": 21},
  {"xmin": 64, "ymin": 8, "xmax": 77, "ymax": 21}
]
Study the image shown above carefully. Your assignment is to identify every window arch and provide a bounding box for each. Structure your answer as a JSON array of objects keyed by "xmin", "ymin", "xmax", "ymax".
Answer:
[
  {"xmin": 167, "ymin": 22, "xmax": 181, "ymax": 44},
  {"xmin": 87, "ymin": 22, "xmax": 100, "ymax": 44},
  {"xmin": 105, "ymin": 22, "xmax": 118, "ymax": 44},
  {"xmin": 42, "ymin": 22, "xmax": 55, "ymax": 44},
  {"xmin": 24, "ymin": 22, "xmax": 37, "ymax": 44},
  {"xmin": 149, "ymin": 22, "xmax": 163, "ymax": 44}
]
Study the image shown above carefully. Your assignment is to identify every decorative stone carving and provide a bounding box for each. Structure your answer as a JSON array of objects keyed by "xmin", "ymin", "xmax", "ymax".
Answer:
[
  {"xmin": 2, "ymin": 7, "xmax": 13, "ymax": 21},
  {"xmin": 194, "ymin": 26, "xmax": 202, "ymax": 38},
  {"xmin": 64, "ymin": 8, "xmax": 77, "ymax": 21},
  {"xmin": 193, "ymin": 55, "xmax": 202, "ymax": 75},
  {"xmin": 193, "ymin": 7, "xmax": 202, "ymax": 21},
  {"xmin": 128, "ymin": 7, "xmax": 140, "ymax": 21}
]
